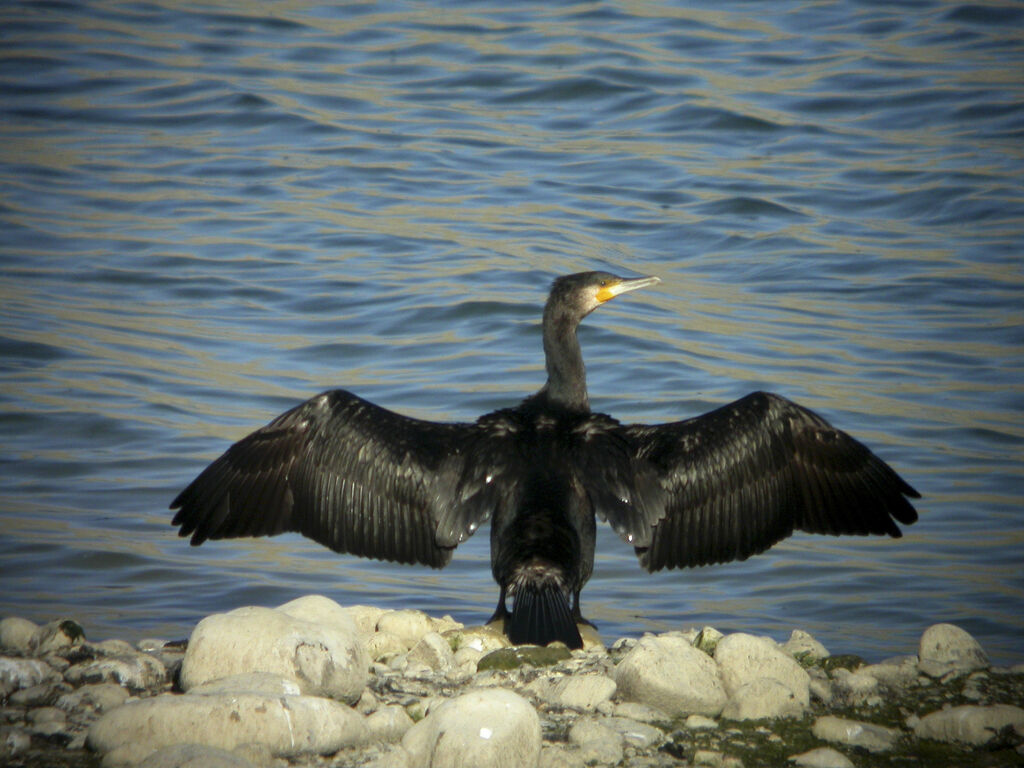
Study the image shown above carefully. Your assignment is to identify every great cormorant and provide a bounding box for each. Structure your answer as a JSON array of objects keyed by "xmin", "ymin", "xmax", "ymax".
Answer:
[{"xmin": 171, "ymin": 272, "xmax": 919, "ymax": 649}]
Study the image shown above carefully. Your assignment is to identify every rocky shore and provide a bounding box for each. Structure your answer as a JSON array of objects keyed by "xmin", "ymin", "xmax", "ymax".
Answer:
[{"xmin": 2, "ymin": 595, "xmax": 1022, "ymax": 768}]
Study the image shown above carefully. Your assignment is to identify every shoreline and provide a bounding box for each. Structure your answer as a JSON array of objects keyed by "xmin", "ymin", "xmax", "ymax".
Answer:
[{"xmin": 1, "ymin": 595, "xmax": 1022, "ymax": 768}]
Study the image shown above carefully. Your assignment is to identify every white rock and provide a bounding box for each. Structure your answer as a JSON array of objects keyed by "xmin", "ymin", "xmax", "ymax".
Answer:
[
  {"xmin": 367, "ymin": 631, "xmax": 408, "ymax": 661},
  {"xmin": 918, "ymin": 623, "xmax": 989, "ymax": 678},
  {"xmin": 366, "ymin": 704, "xmax": 414, "ymax": 743},
  {"xmin": 408, "ymin": 632, "xmax": 455, "ymax": 672},
  {"xmin": 812, "ymin": 715, "xmax": 900, "ymax": 753},
  {"xmin": 56, "ymin": 683, "xmax": 130, "ymax": 714},
  {"xmin": 29, "ymin": 619, "xmax": 85, "ymax": 655},
  {"xmin": 138, "ymin": 742, "xmax": 255, "ymax": 767},
  {"xmin": 686, "ymin": 714, "xmax": 718, "ymax": 730},
  {"xmin": 830, "ymin": 668, "xmax": 879, "ymax": 704},
  {"xmin": 0, "ymin": 617, "xmax": 39, "ymax": 654},
  {"xmin": 788, "ymin": 746, "xmax": 855, "ymax": 768},
  {"xmin": 603, "ymin": 716, "xmax": 664, "ymax": 749},
  {"xmin": 782, "ymin": 630, "xmax": 829, "ymax": 663},
  {"xmin": 402, "ymin": 688, "xmax": 541, "ymax": 768},
  {"xmin": 568, "ymin": 718, "xmax": 624, "ymax": 766},
  {"xmin": 64, "ymin": 652, "xmax": 166, "ymax": 691},
  {"xmin": 87, "ymin": 691, "xmax": 366, "ymax": 759},
  {"xmin": 0, "ymin": 656, "xmax": 59, "ymax": 696},
  {"xmin": 715, "ymin": 633, "xmax": 810, "ymax": 715},
  {"xmin": 912, "ymin": 704, "xmax": 1024, "ymax": 745},
  {"xmin": 860, "ymin": 657, "xmax": 918, "ymax": 687},
  {"xmin": 549, "ymin": 674, "xmax": 616, "ymax": 711},
  {"xmin": 538, "ymin": 744, "xmax": 583, "ymax": 768},
  {"xmin": 377, "ymin": 610, "xmax": 435, "ymax": 650},
  {"xmin": 721, "ymin": 678, "xmax": 806, "ymax": 721},
  {"xmin": 180, "ymin": 598, "xmax": 367, "ymax": 704},
  {"xmin": 614, "ymin": 634, "xmax": 727, "ymax": 717}
]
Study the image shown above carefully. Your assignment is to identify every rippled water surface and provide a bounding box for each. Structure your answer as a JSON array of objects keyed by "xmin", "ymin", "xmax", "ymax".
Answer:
[{"xmin": 2, "ymin": 1, "xmax": 1022, "ymax": 664}]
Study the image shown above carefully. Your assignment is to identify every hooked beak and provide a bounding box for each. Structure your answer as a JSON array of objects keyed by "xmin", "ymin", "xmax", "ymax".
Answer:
[{"xmin": 596, "ymin": 275, "xmax": 661, "ymax": 303}]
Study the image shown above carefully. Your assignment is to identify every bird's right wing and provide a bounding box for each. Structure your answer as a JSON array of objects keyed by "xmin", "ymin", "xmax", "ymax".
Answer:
[
  {"xmin": 170, "ymin": 389, "xmax": 487, "ymax": 568},
  {"xmin": 621, "ymin": 391, "xmax": 919, "ymax": 572}
]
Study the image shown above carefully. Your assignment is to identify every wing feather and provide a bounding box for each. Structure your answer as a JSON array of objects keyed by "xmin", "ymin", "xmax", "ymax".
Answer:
[
  {"xmin": 621, "ymin": 391, "xmax": 920, "ymax": 572},
  {"xmin": 171, "ymin": 389, "xmax": 485, "ymax": 568}
]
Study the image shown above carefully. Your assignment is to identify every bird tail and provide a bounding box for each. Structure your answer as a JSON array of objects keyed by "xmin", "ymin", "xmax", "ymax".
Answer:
[{"xmin": 507, "ymin": 567, "xmax": 582, "ymax": 649}]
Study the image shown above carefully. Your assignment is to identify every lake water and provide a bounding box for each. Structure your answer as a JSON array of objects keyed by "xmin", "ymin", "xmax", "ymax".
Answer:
[{"xmin": 1, "ymin": 1, "xmax": 1022, "ymax": 665}]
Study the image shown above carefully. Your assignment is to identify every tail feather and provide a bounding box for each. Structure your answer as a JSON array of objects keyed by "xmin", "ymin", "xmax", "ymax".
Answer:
[{"xmin": 507, "ymin": 583, "xmax": 582, "ymax": 649}]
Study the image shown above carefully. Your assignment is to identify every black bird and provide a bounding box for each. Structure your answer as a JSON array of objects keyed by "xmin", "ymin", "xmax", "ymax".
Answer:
[{"xmin": 171, "ymin": 272, "xmax": 919, "ymax": 649}]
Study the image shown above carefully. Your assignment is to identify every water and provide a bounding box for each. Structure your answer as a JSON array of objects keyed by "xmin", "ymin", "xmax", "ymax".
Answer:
[{"xmin": 1, "ymin": 0, "xmax": 1022, "ymax": 665}]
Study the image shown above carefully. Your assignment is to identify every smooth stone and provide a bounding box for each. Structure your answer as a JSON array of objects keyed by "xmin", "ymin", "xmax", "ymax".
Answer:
[
  {"xmin": 614, "ymin": 634, "xmax": 727, "ymax": 717},
  {"xmin": 721, "ymin": 678, "xmax": 806, "ymax": 721},
  {"xmin": 137, "ymin": 743, "xmax": 255, "ymax": 768},
  {"xmin": 56, "ymin": 682, "xmax": 130, "ymax": 714},
  {"xmin": 0, "ymin": 656, "xmax": 59, "ymax": 695},
  {"xmin": 788, "ymin": 746, "xmax": 855, "ymax": 768},
  {"xmin": 782, "ymin": 630, "xmax": 830, "ymax": 663},
  {"xmin": 346, "ymin": 605, "xmax": 391, "ymax": 636},
  {"xmin": 568, "ymin": 717, "xmax": 624, "ymax": 766},
  {"xmin": 549, "ymin": 673, "xmax": 616, "ymax": 711},
  {"xmin": 408, "ymin": 632, "xmax": 455, "ymax": 672},
  {"xmin": 377, "ymin": 610, "xmax": 435, "ymax": 650},
  {"xmin": 88, "ymin": 691, "xmax": 366, "ymax": 760},
  {"xmin": 812, "ymin": 715, "xmax": 901, "ymax": 753},
  {"xmin": 830, "ymin": 668, "xmax": 879, "ymax": 704},
  {"xmin": 180, "ymin": 597, "xmax": 367, "ymax": 704},
  {"xmin": 445, "ymin": 625, "xmax": 510, "ymax": 655},
  {"xmin": 30, "ymin": 619, "xmax": 85, "ymax": 655},
  {"xmin": 918, "ymin": 623, "xmax": 989, "ymax": 678},
  {"xmin": 402, "ymin": 688, "xmax": 541, "ymax": 768},
  {"xmin": 685, "ymin": 714, "xmax": 719, "ymax": 730},
  {"xmin": 860, "ymin": 657, "xmax": 918, "ymax": 687},
  {"xmin": 9, "ymin": 681, "xmax": 61, "ymax": 707},
  {"xmin": 365, "ymin": 704, "xmax": 414, "ymax": 743},
  {"xmin": 715, "ymin": 633, "xmax": 810, "ymax": 713},
  {"xmin": 912, "ymin": 704, "xmax": 1024, "ymax": 745},
  {"xmin": 603, "ymin": 716, "xmax": 664, "ymax": 749},
  {"xmin": 0, "ymin": 617, "xmax": 39, "ymax": 654},
  {"xmin": 64, "ymin": 652, "xmax": 166, "ymax": 691},
  {"xmin": 367, "ymin": 631, "xmax": 407, "ymax": 662}
]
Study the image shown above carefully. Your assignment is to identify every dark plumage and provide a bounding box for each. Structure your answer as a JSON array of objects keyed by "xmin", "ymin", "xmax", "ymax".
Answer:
[{"xmin": 172, "ymin": 272, "xmax": 919, "ymax": 649}]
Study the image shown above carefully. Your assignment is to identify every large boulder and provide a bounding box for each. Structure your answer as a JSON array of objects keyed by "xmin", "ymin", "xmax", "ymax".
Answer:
[
  {"xmin": 917, "ymin": 623, "xmax": 989, "ymax": 678},
  {"xmin": 402, "ymin": 688, "xmax": 541, "ymax": 768},
  {"xmin": 715, "ymin": 633, "xmax": 810, "ymax": 719},
  {"xmin": 179, "ymin": 596, "xmax": 367, "ymax": 704},
  {"xmin": 614, "ymin": 634, "xmax": 727, "ymax": 717},
  {"xmin": 87, "ymin": 691, "xmax": 366, "ymax": 762}
]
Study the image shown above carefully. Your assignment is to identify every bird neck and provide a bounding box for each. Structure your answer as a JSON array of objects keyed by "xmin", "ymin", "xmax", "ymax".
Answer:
[{"xmin": 540, "ymin": 310, "xmax": 590, "ymax": 412}]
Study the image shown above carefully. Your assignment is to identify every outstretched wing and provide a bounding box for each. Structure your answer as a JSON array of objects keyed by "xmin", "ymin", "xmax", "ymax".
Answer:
[
  {"xmin": 170, "ymin": 390, "xmax": 484, "ymax": 568},
  {"xmin": 619, "ymin": 391, "xmax": 920, "ymax": 571}
]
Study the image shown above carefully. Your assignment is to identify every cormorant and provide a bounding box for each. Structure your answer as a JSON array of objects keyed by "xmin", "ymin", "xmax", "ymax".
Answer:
[{"xmin": 171, "ymin": 272, "xmax": 919, "ymax": 649}]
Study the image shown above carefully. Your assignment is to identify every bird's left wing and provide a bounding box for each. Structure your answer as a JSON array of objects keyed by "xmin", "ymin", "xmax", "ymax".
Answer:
[
  {"xmin": 617, "ymin": 391, "xmax": 919, "ymax": 571},
  {"xmin": 171, "ymin": 389, "xmax": 486, "ymax": 568}
]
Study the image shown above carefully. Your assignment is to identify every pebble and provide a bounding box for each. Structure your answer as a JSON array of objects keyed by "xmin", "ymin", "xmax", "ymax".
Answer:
[
  {"xmin": 812, "ymin": 714, "xmax": 901, "ymax": 752},
  {"xmin": 1, "ymin": 603, "xmax": 1021, "ymax": 768},
  {"xmin": 788, "ymin": 746, "xmax": 856, "ymax": 768}
]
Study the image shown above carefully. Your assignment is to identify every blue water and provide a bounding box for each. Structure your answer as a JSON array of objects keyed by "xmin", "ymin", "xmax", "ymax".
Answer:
[{"xmin": 1, "ymin": 1, "xmax": 1022, "ymax": 665}]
